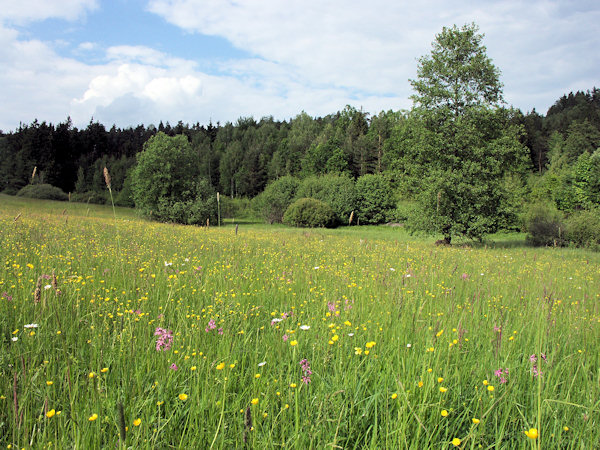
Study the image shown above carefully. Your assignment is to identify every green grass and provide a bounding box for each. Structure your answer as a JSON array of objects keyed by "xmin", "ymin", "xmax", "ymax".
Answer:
[{"xmin": 1, "ymin": 195, "xmax": 599, "ymax": 448}]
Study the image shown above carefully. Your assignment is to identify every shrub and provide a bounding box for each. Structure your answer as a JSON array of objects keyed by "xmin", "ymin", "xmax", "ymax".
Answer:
[
  {"xmin": 355, "ymin": 174, "xmax": 395, "ymax": 224},
  {"xmin": 283, "ymin": 198, "xmax": 337, "ymax": 228},
  {"xmin": 2, "ymin": 186, "xmax": 19, "ymax": 196},
  {"xmin": 16, "ymin": 184, "xmax": 68, "ymax": 201},
  {"xmin": 254, "ymin": 176, "xmax": 300, "ymax": 223},
  {"xmin": 524, "ymin": 202, "xmax": 566, "ymax": 247},
  {"xmin": 152, "ymin": 179, "xmax": 217, "ymax": 225},
  {"xmin": 70, "ymin": 191, "xmax": 108, "ymax": 204},
  {"xmin": 296, "ymin": 174, "xmax": 356, "ymax": 225},
  {"xmin": 564, "ymin": 209, "xmax": 600, "ymax": 250},
  {"xmin": 114, "ymin": 172, "xmax": 135, "ymax": 207},
  {"xmin": 220, "ymin": 196, "xmax": 253, "ymax": 220}
]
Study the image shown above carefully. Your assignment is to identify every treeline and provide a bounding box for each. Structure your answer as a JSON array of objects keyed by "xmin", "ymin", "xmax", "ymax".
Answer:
[{"xmin": 1, "ymin": 89, "xmax": 599, "ymax": 220}]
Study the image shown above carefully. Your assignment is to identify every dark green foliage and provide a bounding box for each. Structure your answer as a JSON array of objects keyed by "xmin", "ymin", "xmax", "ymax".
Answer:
[
  {"xmin": 153, "ymin": 179, "xmax": 217, "ymax": 225},
  {"xmin": 219, "ymin": 197, "xmax": 253, "ymax": 220},
  {"xmin": 254, "ymin": 176, "xmax": 300, "ymax": 223},
  {"xmin": 355, "ymin": 174, "xmax": 395, "ymax": 224},
  {"xmin": 524, "ymin": 203, "xmax": 565, "ymax": 247},
  {"xmin": 114, "ymin": 173, "xmax": 135, "ymax": 207},
  {"xmin": 16, "ymin": 184, "xmax": 68, "ymax": 201},
  {"xmin": 70, "ymin": 191, "xmax": 108, "ymax": 204},
  {"xmin": 296, "ymin": 174, "xmax": 356, "ymax": 225},
  {"xmin": 564, "ymin": 209, "xmax": 600, "ymax": 250},
  {"xmin": 283, "ymin": 198, "xmax": 337, "ymax": 228}
]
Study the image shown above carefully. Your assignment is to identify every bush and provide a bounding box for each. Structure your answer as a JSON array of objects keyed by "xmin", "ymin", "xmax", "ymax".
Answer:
[
  {"xmin": 524, "ymin": 202, "xmax": 566, "ymax": 247},
  {"xmin": 564, "ymin": 209, "xmax": 600, "ymax": 250},
  {"xmin": 220, "ymin": 196, "xmax": 253, "ymax": 220},
  {"xmin": 70, "ymin": 191, "xmax": 108, "ymax": 205},
  {"xmin": 16, "ymin": 184, "xmax": 68, "ymax": 201},
  {"xmin": 355, "ymin": 174, "xmax": 395, "ymax": 224},
  {"xmin": 283, "ymin": 198, "xmax": 337, "ymax": 228},
  {"xmin": 296, "ymin": 174, "xmax": 356, "ymax": 225},
  {"xmin": 152, "ymin": 179, "xmax": 217, "ymax": 225},
  {"xmin": 254, "ymin": 176, "xmax": 300, "ymax": 223},
  {"xmin": 114, "ymin": 172, "xmax": 135, "ymax": 207}
]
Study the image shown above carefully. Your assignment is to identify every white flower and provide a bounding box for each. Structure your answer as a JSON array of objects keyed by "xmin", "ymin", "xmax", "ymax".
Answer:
[
  {"xmin": 24, "ymin": 323, "xmax": 38, "ymax": 329},
  {"xmin": 271, "ymin": 318, "xmax": 282, "ymax": 323},
  {"xmin": 405, "ymin": 274, "xmax": 411, "ymax": 278},
  {"xmin": 390, "ymin": 268, "xmax": 395, "ymax": 271},
  {"xmin": 44, "ymin": 285, "xmax": 52, "ymax": 290},
  {"xmin": 12, "ymin": 337, "xmax": 18, "ymax": 342},
  {"xmin": 406, "ymin": 343, "xmax": 412, "ymax": 348},
  {"xmin": 348, "ymin": 333, "xmax": 354, "ymax": 337},
  {"xmin": 258, "ymin": 361, "xmax": 267, "ymax": 367},
  {"xmin": 184, "ymin": 258, "xmax": 190, "ymax": 262},
  {"xmin": 299, "ymin": 325, "xmax": 310, "ymax": 330},
  {"xmin": 313, "ymin": 266, "xmax": 320, "ymax": 270},
  {"xmin": 164, "ymin": 261, "xmax": 172, "ymax": 266}
]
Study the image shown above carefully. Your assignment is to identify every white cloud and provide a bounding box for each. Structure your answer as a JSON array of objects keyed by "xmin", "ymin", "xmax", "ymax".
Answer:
[{"xmin": 0, "ymin": 0, "xmax": 98, "ymax": 24}]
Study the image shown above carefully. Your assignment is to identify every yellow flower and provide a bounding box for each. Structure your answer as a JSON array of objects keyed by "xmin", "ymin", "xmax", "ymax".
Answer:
[
  {"xmin": 89, "ymin": 413, "xmax": 98, "ymax": 421},
  {"xmin": 472, "ymin": 418, "xmax": 480, "ymax": 424},
  {"xmin": 255, "ymin": 374, "xmax": 261, "ymax": 379},
  {"xmin": 563, "ymin": 426, "xmax": 569, "ymax": 432},
  {"xmin": 290, "ymin": 383, "xmax": 297, "ymax": 388},
  {"xmin": 418, "ymin": 381, "xmax": 424, "ymax": 388},
  {"xmin": 157, "ymin": 401, "xmax": 164, "ymax": 406},
  {"xmin": 365, "ymin": 341, "xmax": 376, "ymax": 349},
  {"xmin": 344, "ymin": 321, "xmax": 351, "ymax": 326},
  {"xmin": 46, "ymin": 381, "xmax": 53, "ymax": 386},
  {"xmin": 451, "ymin": 438, "xmax": 461, "ymax": 446},
  {"xmin": 427, "ymin": 368, "xmax": 432, "ymax": 373},
  {"xmin": 88, "ymin": 372, "xmax": 95, "ymax": 379},
  {"xmin": 290, "ymin": 340, "xmax": 298, "ymax": 346},
  {"xmin": 101, "ymin": 368, "xmax": 109, "ymax": 373},
  {"xmin": 483, "ymin": 380, "xmax": 488, "ymax": 386},
  {"xmin": 524, "ymin": 428, "xmax": 538, "ymax": 439},
  {"xmin": 216, "ymin": 362, "xmax": 225, "ymax": 370},
  {"xmin": 133, "ymin": 418, "xmax": 141, "ymax": 427},
  {"xmin": 354, "ymin": 347, "xmax": 362, "ymax": 355},
  {"xmin": 178, "ymin": 393, "xmax": 188, "ymax": 401},
  {"xmin": 46, "ymin": 409, "xmax": 56, "ymax": 418},
  {"xmin": 487, "ymin": 385, "xmax": 494, "ymax": 392},
  {"xmin": 229, "ymin": 363, "xmax": 235, "ymax": 369},
  {"xmin": 251, "ymin": 398, "xmax": 259, "ymax": 405},
  {"xmin": 441, "ymin": 410, "xmax": 449, "ymax": 417},
  {"xmin": 439, "ymin": 387, "xmax": 448, "ymax": 393},
  {"xmin": 437, "ymin": 377, "xmax": 444, "ymax": 383},
  {"xmin": 191, "ymin": 366, "xmax": 197, "ymax": 371},
  {"xmin": 391, "ymin": 393, "xmax": 398, "ymax": 399}
]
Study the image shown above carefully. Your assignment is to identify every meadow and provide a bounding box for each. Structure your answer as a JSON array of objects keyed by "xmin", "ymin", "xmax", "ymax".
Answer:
[{"xmin": 1, "ymin": 194, "xmax": 599, "ymax": 449}]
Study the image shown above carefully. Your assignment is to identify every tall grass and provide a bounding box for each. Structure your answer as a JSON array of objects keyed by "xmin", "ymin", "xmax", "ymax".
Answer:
[{"xmin": 0, "ymin": 196, "xmax": 599, "ymax": 448}]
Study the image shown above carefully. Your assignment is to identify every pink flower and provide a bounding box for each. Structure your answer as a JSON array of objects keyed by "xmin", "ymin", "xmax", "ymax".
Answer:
[
  {"xmin": 218, "ymin": 328, "xmax": 224, "ymax": 335},
  {"xmin": 529, "ymin": 354, "xmax": 537, "ymax": 363},
  {"xmin": 154, "ymin": 327, "xmax": 173, "ymax": 352},
  {"xmin": 282, "ymin": 334, "xmax": 288, "ymax": 342},
  {"xmin": 170, "ymin": 363, "xmax": 178, "ymax": 371}
]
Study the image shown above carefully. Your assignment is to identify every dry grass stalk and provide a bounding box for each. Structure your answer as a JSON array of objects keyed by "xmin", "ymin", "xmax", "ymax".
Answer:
[
  {"xmin": 103, "ymin": 167, "xmax": 111, "ymax": 189},
  {"xmin": 31, "ymin": 166, "xmax": 37, "ymax": 184},
  {"xmin": 349, "ymin": 210, "xmax": 354, "ymax": 225},
  {"xmin": 13, "ymin": 213, "xmax": 21, "ymax": 223}
]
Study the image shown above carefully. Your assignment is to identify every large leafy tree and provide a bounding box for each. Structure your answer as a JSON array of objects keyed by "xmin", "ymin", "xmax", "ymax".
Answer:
[{"xmin": 404, "ymin": 23, "xmax": 528, "ymax": 243}]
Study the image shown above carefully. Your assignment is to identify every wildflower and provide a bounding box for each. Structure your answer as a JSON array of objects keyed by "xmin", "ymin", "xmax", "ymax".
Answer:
[
  {"xmin": 344, "ymin": 320, "xmax": 352, "ymax": 326},
  {"xmin": 89, "ymin": 413, "xmax": 98, "ymax": 421},
  {"xmin": 216, "ymin": 362, "xmax": 225, "ymax": 370},
  {"xmin": 24, "ymin": 323, "xmax": 39, "ymax": 329},
  {"xmin": 46, "ymin": 381, "xmax": 53, "ymax": 386},
  {"xmin": 290, "ymin": 383, "xmax": 297, "ymax": 388},
  {"xmin": 133, "ymin": 418, "xmax": 141, "ymax": 426},
  {"xmin": 437, "ymin": 377, "xmax": 444, "ymax": 383},
  {"xmin": 418, "ymin": 381, "xmax": 423, "ymax": 388},
  {"xmin": 255, "ymin": 373, "xmax": 261, "ymax": 379},
  {"xmin": 365, "ymin": 341, "xmax": 376, "ymax": 349},
  {"xmin": 191, "ymin": 366, "xmax": 197, "ymax": 371},
  {"xmin": 229, "ymin": 363, "xmax": 235, "ymax": 369},
  {"xmin": 441, "ymin": 410, "xmax": 449, "ymax": 417},
  {"xmin": 258, "ymin": 361, "xmax": 267, "ymax": 367},
  {"xmin": 282, "ymin": 334, "xmax": 289, "ymax": 342},
  {"xmin": 451, "ymin": 438, "xmax": 461, "ymax": 446},
  {"xmin": 563, "ymin": 426, "xmax": 569, "ymax": 431},
  {"xmin": 251, "ymin": 398, "xmax": 259, "ymax": 405},
  {"xmin": 529, "ymin": 354, "xmax": 537, "ymax": 363},
  {"xmin": 354, "ymin": 347, "xmax": 362, "ymax": 355},
  {"xmin": 483, "ymin": 380, "xmax": 489, "ymax": 386},
  {"xmin": 101, "ymin": 368, "xmax": 109, "ymax": 373},
  {"xmin": 218, "ymin": 328, "xmax": 224, "ymax": 335},
  {"xmin": 157, "ymin": 401, "xmax": 164, "ymax": 406},
  {"xmin": 205, "ymin": 319, "xmax": 216, "ymax": 332},
  {"xmin": 88, "ymin": 372, "xmax": 95, "ymax": 379},
  {"xmin": 300, "ymin": 358, "xmax": 312, "ymax": 384},
  {"xmin": 487, "ymin": 385, "xmax": 494, "ymax": 392},
  {"xmin": 439, "ymin": 387, "xmax": 448, "ymax": 393},
  {"xmin": 472, "ymin": 418, "xmax": 480, "ymax": 424},
  {"xmin": 154, "ymin": 327, "xmax": 174, "ymax": 352},
  {"xmin": 178, "ymin": 393, "xmax": 188, "ymax": 401},
  {"xmin": 46, "ymin": 409, "xmax": 56, "ymax": 418},
  {"xmin": 299, "ymin": 325, "xmax": 310, "ymax": 330},
  {"xmin": 290, "ymin": 340, "xmax": 298, "ymax": 346},
  {"xmin": 494, "ymin": 369, "xmax": 503, "ymax": 377},
  {"xmin": 11, "ymin": 337, "xmax": 18, "ymax": 342},
  {"xmin": 170, "ymin": 363, "xmax": 178, "ymax": 371},
  {"xmin": 391, "ymin": 393, "xmax": 398, "ymax": 399},
  {"xmin": 524, "ymin": 428, "xmax": 538, "ymax": 439}
]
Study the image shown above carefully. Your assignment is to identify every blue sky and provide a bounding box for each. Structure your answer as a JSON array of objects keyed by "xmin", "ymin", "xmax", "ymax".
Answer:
[{"xmin": 1, "ymin": 0, "xmax": 599, "ymax": 131}]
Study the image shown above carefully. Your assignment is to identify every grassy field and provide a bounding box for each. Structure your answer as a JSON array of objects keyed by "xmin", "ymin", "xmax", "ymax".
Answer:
[{"xmin": 1, "ymin": 194, "xmax": 599, "ymax": 449}]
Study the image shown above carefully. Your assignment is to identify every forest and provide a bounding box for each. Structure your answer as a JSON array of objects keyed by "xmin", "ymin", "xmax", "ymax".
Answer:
[{"xmin": 1, "ymin": 25, "xmax": 599, "ymax": 246}]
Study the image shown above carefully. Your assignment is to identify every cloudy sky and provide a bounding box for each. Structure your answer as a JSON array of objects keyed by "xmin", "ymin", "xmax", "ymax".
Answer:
[{"xmin": 1, "ymin": 0, "xmax": 598, "ymax": 132}]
